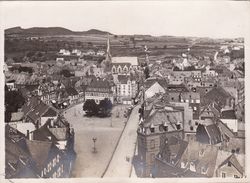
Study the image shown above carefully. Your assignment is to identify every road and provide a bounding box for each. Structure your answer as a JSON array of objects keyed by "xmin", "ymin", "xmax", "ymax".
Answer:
[{"xmin": 103, "ymin": 105, "xmax": 140, "ymax": 177}]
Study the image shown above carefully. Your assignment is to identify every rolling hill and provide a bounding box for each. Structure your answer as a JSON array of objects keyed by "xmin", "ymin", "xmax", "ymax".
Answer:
[{"xmin": 5, "ymin": 26, "xmax": 112, "ymax": 36}]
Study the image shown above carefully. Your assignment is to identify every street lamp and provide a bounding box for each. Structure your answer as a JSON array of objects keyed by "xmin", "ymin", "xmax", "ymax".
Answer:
[{"xmin": 92, "ymin": 137, "xmax": 97, "ymax": 153}]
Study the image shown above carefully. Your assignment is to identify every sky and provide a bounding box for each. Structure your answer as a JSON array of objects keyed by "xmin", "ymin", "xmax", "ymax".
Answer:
[{"xmin": 0, "ymin": 1, "xmax": 250, "ymax": 38}]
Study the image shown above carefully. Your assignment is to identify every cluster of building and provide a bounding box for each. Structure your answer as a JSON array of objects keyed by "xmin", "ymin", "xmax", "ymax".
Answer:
[
  {"xmin": 135, "ymin": 45, "xmax": 245, "ymax": 178},
  {"xmin": 5, "ymin": 95, "xmax": 76, "ymax": 178}
]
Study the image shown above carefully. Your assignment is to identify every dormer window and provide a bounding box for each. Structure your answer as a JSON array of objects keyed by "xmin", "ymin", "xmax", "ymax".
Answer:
[
  {"xmin": 163, "ymin": 122, "xmax": 168, "ymax": 131},
  {"xmin": 199, "ymin": 149, "xmax": 205, "ymax": 156},
  {"xmin": 150, "ymin": 124, "xmax": 155, "ymax": 133},
  {"xmin": 176, "ymin": 123, "xmax": 181, "ymax": 130}
]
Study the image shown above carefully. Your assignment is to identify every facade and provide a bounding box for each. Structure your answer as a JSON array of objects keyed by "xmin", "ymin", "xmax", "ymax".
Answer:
[
  {"xmin": 85, "ymin": 79, "xmax": 113, "ymax": 104},
  {"xmin": 114, "ymin": 75, "xmax": 138, "ymax": 104},
  {"xmin": 137, "ymin": 104, "xmax": 184, "ymax": 177}
]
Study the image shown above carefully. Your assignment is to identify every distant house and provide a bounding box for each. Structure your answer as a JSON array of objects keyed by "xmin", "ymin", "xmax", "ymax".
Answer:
[
  {"xmin": 96, "ymin": 50, "xmax": 105, "ymax": 56},
  {"xmin": 215, "ymin": 154, "xmax": 244, "ymax": 178},
  {"xmin": 85, "ymin": 79, "xmax": 113, "ymax": 104},
  {"xmin": 65, "ymin": 87, "xmax": 79, "ymax": 104},
  {"xmin": 114, "ymin": 75, "xmax": 138, "ymax": 104},
  {"xmin": 220, "ymin": 109, "xmax": 238, "ymax": 133},
  {"xmin": 196, "ymin": 123, "xmax": 222, "ymax": 145},
  {"xmin": 22, "ymin": 98, "xmax": 58, "ymax": 128},
  {"xmin": 144, "ymin": 78, "xmax": 168, "ymax": 99},
  {"xmin": 201, "ymin": 86, "xmax": 235, "ymax": 109},
  {"xmin": 5, "ymin": 116, "xmax": 76, "ymax": 179}
]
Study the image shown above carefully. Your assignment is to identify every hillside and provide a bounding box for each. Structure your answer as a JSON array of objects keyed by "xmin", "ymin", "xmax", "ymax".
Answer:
[{"xmin": 5, "ymin": 26, "xmax": 112, "ymax": 36}]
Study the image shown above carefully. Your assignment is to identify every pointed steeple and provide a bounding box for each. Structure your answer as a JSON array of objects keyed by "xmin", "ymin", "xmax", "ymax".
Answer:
[{"xmin": 102, "ymin": 34, "xmax": 112, "ymax": 71}]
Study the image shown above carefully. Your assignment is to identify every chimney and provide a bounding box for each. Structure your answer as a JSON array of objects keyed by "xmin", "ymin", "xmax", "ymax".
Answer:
[
  {"xmin": 26, "ymin": 130, "xmax": 29, "ymax": 138},
  {"xmin": 27, "ymin": 131, "xmax": 33, "ymax": 140},
  {"xmin": 51, "ymin": 119, "xmax": 54, "ymax": 127}
]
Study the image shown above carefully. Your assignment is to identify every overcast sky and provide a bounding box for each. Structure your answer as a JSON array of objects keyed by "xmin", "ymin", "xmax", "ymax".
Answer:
[{"xmin": 1, "ymin": 1, "xmax": 249, "ymax": 38}]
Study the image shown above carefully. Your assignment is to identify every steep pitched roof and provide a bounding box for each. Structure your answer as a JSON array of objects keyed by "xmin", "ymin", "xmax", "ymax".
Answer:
[
  {"xmin": 218, "ymin": 154, "xmax": 244, "ymax": 175},
  {"xmin": 27, "ymin": 102, "xmax": 49, "ymax": 123},
  {"xmin": 22, "ymin": 96, "xmax": 40, "ymax": 114},
  {"xmin": 205, "ymin": 124, "xmax": 222, "ymax": 144},
  {"xmin": 180, "ymin": 140, "xmax": 218, "ymax": 177},
  {"xmin": 5, "ymin": 137, "xmax": 38, "ymax": 179},
  {"xmin": 24, "ymin": 140, "xmax": 53, "ymax": 170},
  {"xmin": 202, "ymin": 86, "xmax": 233, "ymax": 107}
]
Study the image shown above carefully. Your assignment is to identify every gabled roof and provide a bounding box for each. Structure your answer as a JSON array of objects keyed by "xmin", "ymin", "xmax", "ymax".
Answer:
[
  {"xmin": 5, "ymin": 137, "xmax": 38, "ymax": 179},
  {"xmin": 27, "ymin": 102, "xmax": 49, "ymax": 123},
  {"xmin": 180, "ymin": 140, "xmax": 219, "ymax": 177},
  {"xmin": 144, "ymin": 78, "xmax": 168, "ymax": 90},
  {"xmin": 22, "ymin": 96, "xmax": 40, "ymax": 114},
  {"xmin": 86, "ymin": 79, "xmax": 112, "ymax": 92},
  {"xmin": 24, "ymin": 139, "xmax": 54, "ymax": 170},
  {"xmin": 112, "ymin": 57, "xmax": 138, "ymax": 65},
  {"xmin": 218, "ymin": 154, "xmax": 244, "ymax": 175},
  {"xmin": 42, "ymin": 107, "xmax": 57, "ymax": 117},
  {"xmin": 202, "ymin": 86, "xmax": 233, "ymax": 107}
]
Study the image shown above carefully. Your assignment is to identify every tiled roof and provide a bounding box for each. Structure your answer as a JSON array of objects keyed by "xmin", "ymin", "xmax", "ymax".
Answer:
[
  {"xmin": 218, "ymin": 154, "xmax": 244, "ymax": 175},
  {"xmin": 27, "ymin": 102, "xmax": 49, "ymax": 123},
  {"xmin": 86, "ymin": 80, "xmax": 112, "ymax": 93},
  {"xmin": 112, "ymin": 57, "xmax": 138, "ymax": 65},
  {"xmin": 5, "ymin": 137, "xmax": 37, "ymax": 179},
  {"xmin": 205, "ymin": 124, "xmax": 222, "ymax": 144},
  {"xmin": 180, "ymin": 140, "xmax": 219, "ymax": 177},
  {"xmin": 144, "ymin": 78, "xmax": 168, "ymax": 90},
  {"xmin": 202, "ymin": 87, "xmax": 233, "ymax": 107},
  {"xmin": 42, "ymin": 107, "xmax": 57, "ymax": 117},
  {"xmin": 25, "ymin": 139, "xmax": 53, "ymax": 170},
  {"xmin": 22, "ymin": 96, "xmax": 40, "ymax": 114},
  {"xmin": 66, "ymin": 87, "xmax": 78, "ymax": 96},
  {"xmin": 221, "ymin": 109, "xmax": 237, "ymax": 119}
]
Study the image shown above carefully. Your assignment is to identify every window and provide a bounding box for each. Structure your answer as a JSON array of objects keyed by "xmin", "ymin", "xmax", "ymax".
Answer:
[
  {"xmin": 150, "ymin": 153, "xmax": 155, "ymax": 163},
  {"xmin": 57, "ymin": 154, "xmax": 60, "ymax": 163},
  {"xmin": 193, "ymin": 106, "xmax": 197, "ymax": 111},
  {"xmin": 150, "ymin": 139, "xmax": 155, "ymax": 149},
  {"xmin": 234, "ymin": 175, "xmax": 239, "ymax": 178},
  {"xmin": 222, "ymin": 172, "xmax": 226, "ymax": 178}
]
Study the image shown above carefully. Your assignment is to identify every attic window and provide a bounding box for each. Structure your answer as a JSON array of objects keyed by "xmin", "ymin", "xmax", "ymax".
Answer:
[
  {"xmin": 176, "ymin": 124, "xmax": 181, "ymax": 130},
  {"xmin": 228, "ymin": 162, "xmax": 231, "ymax": 167}
]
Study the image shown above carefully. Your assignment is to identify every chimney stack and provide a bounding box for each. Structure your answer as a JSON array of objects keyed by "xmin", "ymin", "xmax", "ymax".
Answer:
[{"xmin": 27, "ymin": 130, "xmax": 33, "ymax": 140}]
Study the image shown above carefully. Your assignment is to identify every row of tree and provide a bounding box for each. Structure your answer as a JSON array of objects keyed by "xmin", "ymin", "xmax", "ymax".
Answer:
[{"xmin": 83, "ymin": 98, "xmax": 112, "ymax": 117}]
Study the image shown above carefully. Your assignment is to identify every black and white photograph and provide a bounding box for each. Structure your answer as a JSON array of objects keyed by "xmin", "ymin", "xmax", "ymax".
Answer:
[{"xmin": 0, "ymin": 1, "xmax": 249, "ymax": 181}]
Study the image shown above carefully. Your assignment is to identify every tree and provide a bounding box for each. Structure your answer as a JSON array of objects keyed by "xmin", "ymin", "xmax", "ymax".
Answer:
[
  {"xmin": 83, "ymin": 99, "xmax": 99, "ymax": 116},
  {"xmin": 60, "ymin": 69, "xmax": 73, "ymax": 78},
  {"xmin": 5, "ymin": 90, "xmax": 25, "ymax": 122},
  {"xmin": 98, "ymin": 98, "xmax": 112, "ymax": 117}
]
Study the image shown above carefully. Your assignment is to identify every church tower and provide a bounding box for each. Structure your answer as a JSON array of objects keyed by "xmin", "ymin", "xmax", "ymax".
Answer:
[{"xmin": 101, "ymin": 35, "xmax": 112, "ymax": 71}]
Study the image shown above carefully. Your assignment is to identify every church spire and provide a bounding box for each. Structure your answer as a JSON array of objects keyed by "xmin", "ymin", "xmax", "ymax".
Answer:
[{"xmin": 102, "ymin": 34, "xmax": 112, "ymax": 71}]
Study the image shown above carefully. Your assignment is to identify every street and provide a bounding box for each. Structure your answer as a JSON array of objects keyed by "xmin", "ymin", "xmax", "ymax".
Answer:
[{"xmin": 103, "ymin": 105, "xmax": 140, "ymax": 177}]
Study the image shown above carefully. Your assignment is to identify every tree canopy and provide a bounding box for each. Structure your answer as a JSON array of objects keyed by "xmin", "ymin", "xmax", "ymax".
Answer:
[{"xmin": 83, "ymin": 98, "xmax": 112, "ymax": 117}]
